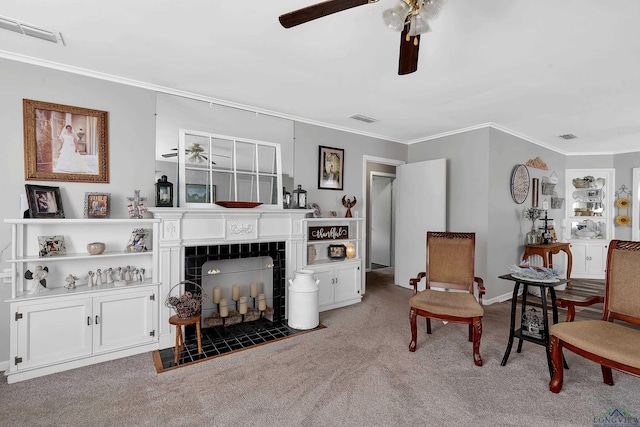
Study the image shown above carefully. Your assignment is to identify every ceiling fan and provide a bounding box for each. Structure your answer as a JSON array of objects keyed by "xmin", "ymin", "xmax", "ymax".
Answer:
[
  {"xmin": 161, "ymin": 143, "xmax": 216, "ymax": 164},
  {"xmin": 279, "ymin": 0, "xmax": 444, "ymax": 75}
]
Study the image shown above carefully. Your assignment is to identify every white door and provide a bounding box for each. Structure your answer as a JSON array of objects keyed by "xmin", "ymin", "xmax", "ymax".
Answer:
[
  {"xmin": 371, "ymin": 175, "xmax": 394, "ymax": 267},
  {"xmin": 394, "ymin": 158, "xmax": 447, "ymax": 289}
]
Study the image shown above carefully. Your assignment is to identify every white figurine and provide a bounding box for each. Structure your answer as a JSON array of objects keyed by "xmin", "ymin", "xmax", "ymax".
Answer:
[
  {"xmin": 25, "ymin": 265, "xmax": 48, "ymax": 293},
  {"xmin": 106, "ymin": 267, "xmax": 114, "ymax": 283},
  {"xmin": 96, "ymin": 268, "xmax": 103, "ymax": 286},
  {"xmin": 64, "ymin": 274, "xmax": 79, "ymax": 289},
  {"xmin": 115, "ymin": 266, "xmax": 123, "ymax": 281},
  {"xmin": 123, "ymin": 265, "xmax": 132, "ymax": 282},
  {"xmin": 138, "ymin": 268, "xmax": 145, "ymax": 282},
  {"xmin": 87, "ymin": 271, "xmax": 95, "ymax": 287}
]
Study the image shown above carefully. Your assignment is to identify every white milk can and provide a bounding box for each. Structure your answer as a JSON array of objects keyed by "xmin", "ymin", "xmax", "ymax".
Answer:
[{"xmin": 287, "ymin": 270, "xmax": 319, "ymax": 330}]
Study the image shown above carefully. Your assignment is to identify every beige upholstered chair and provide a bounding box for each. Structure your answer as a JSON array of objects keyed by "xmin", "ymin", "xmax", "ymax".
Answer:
[
  {"xmin": 408, "ymin": 232, "xmax": 485, "ymax": 366},
  {"xmin": 549, "ymin": 240, "xmax": 640, "ymax": 393}
]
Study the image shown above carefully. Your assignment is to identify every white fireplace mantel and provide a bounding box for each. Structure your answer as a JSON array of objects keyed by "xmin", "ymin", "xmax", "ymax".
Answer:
[{"xmin": 147, "ymin": 208, "xmax": 312, "ymax": 349}]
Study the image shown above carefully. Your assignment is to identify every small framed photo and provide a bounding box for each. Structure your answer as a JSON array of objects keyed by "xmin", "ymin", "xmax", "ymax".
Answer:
[
  {"xmin": 25, "ymin": 184, "xmax": 65, "ymax": 218},
  {"xmin": 328, "ymin": 244, "xmax": 347, "ymax": 260},
  {"xmin": 38, "ymin": 235, "xmax": 66, "ymax": 257},
  {"xmin": 84, "ymin": 192, "xmax": 111, "ymax": 218},
  {"xmin": 318, "ymin": 145, "xmax": 344, "ymax": 190},
  {"xmin": 185, "ymin": 184, "xmax": 214, "ymax": 203},
  {"xmin": 125, "ymin": 228, "xmax": 150, "ymax": 252}
]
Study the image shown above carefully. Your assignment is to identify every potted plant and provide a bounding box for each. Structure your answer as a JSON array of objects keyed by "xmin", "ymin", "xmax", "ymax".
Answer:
[{"xmin": 524, "ymin": 207, "xmax": 543, "ymax": 244}]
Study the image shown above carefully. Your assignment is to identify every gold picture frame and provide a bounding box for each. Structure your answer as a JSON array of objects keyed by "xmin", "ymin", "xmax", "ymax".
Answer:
[{"xmin": 23, "ymin": 99, "xmax": 109, "ymax": 183}]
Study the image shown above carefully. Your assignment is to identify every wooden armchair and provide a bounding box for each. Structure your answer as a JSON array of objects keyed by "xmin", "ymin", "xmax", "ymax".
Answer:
[
  {"xmin": 549, "ymin": 240, "xmax": 640, "ymax": 393},
  {"xmin": 408, "ymin": 232, "xmax": 485, "ymax": 366}
]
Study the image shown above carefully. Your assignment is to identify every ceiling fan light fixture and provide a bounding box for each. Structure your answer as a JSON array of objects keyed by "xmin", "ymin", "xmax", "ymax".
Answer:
[{"xmin": 383, "ymin": 0, "xmax": 411, "ymax": 31}]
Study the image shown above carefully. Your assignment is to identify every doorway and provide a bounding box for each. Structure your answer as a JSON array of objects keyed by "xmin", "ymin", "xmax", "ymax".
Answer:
[
  {"xmin": 370, "ymin": 173, "xmax": 395, "ymax": 269},
  {"xmin": 362, "ymin": 156, "xmax": 404, "ymax": 274}
]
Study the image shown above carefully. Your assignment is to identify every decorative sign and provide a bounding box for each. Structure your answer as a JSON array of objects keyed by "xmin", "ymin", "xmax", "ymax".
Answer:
[{"xmin": 308, "ymin": 226, "xmax": 348, "ymax": 241}]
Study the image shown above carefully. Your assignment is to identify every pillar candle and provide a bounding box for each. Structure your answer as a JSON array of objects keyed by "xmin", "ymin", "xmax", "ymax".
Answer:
[
  {"xmin": 250, "ymin": 282, "xmax": 259, "ymax": 298},
  {"xmin": 232, "ymin": 284, "xmax": 241, "ymax": 301},
  {"xmin": 219, "ymin": 299, "xmax": 229, "ymax": 317},
  {"xmin": 258, "ymin": 293, "xmax": 267, "ymax": 311},
  {"xmin": 212, "ymin": 286, "xmax": 222, "ymax": 304},
  {"xmin": 239, "ymin": 296, "xmax": 248, "ymax": 315}
]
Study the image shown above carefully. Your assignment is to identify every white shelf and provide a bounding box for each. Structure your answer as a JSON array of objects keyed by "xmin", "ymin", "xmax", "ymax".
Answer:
[
  {"xmin": 8, "ymin": 250, "xmax": 153, "ymax": 263},
  {"xmin": 306, "ymin": 258, "xmax": 361, "ymax": 267},
  {"xmin": 5, "ymin": 218, "xmax": 160, "ymax": 225},
  {"xmin": 7, "ymin": 279, "xmax": 158, "ymax": 302}
]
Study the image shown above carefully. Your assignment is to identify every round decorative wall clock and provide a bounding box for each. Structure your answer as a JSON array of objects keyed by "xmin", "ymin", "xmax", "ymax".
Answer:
[{"xmin": 510, "ymin": 164, "xmax": 530, "ymax": 204}]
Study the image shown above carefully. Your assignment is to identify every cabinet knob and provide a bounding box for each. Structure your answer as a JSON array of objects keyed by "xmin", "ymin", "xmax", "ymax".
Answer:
[
  {"xmin": 95, "ymin": 315, "xmax": 100, "ymax": 324},
  {"xmin": 87, "ymin": 316, "xmax": 91, "ymax": 326}
]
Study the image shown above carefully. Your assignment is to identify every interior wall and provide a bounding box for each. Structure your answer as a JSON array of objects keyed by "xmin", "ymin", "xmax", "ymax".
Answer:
[
  {"xmin": 408, "ymin": 128, "xmax": 491, "ymax": 294},
  {"xmin": 0, "ymin": 57, "xmax": 157, "ymax": 364},
  {"xmin": 487, "ymin": 128, "xmax": 566, "ymax": 300},
  {"xmin": 293, "ymin": 123, "xmax": 407, "ymax": 216}
]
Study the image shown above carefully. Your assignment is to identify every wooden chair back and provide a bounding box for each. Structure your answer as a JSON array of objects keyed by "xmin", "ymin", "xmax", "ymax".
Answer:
[
  {"xmin": 426, "ymin": 231, "xmax": 475, "ymax": 293},
  {"xmin": 604, "ymin": 240, "xmax": 640, "ymax": 326}
]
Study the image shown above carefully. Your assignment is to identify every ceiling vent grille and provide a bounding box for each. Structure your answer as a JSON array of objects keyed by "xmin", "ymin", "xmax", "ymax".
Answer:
[
  {"xmin": 0, "ymin": 15, "xmax": 64, "ymax": 45},
  {"xmin": 348, "ymin": 114, "xmax": 378, "ymax": 124},
  {"xmin": 558, "ymin": 134, "xmax": 577, "ymax": 140}
]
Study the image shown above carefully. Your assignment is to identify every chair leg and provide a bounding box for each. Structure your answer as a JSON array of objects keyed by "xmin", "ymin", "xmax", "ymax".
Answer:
[
  {"xmin": 468, "ymin": 324, "xmax": 473, "ymax": 342},
  {"xmin": 549, "ymin": 335, "xmax": 564, "ymax": 393},
  {"xmin": 472, "ymin": 317, "xmax": 483, "ymax": 366},
  {"xmin": 601, "ymin": 365, "xmax": 614, "ymax": 386},
  {"xmin": 426, "ymin": 318, "xmax": 432, "ymax": 335},
  {"xmin": 409, "ymin": 308, "xmax": 418, "ymax": 352}
]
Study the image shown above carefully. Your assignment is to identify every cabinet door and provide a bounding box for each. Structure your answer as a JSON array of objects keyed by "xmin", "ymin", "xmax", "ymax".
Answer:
[
  {"xmin": 334, "ymin": 263, "xmax": 361, "ymax": 304},
  {"xmin": 16, "ymin": 299, "xmax": 92, "ymax": 370},
  {"xmin": 569, "ymin": 243, "xmax": 588, "ymax": 276},
  {"xmin": 93, "ymin": 289, "xmax": 156, "ymax": 353},
  {"xmin": 587, "ymin": 242, "xmax": 609, "ymax": 276},
  {"xmin": 311, "ymin": 266, "xmax": 334, "ymax": 308}
]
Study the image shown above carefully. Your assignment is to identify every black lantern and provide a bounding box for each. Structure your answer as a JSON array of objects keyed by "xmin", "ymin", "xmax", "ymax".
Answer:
[
  {"xmin": 292, "ymin": 184, "xmax": 307, "ymax": 209},
  {"xmin": 155, "ymin": 175, "xmax": 173, "ymax": 207}
]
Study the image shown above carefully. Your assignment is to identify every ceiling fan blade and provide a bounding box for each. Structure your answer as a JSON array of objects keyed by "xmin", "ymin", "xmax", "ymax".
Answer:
[
  {"xmin": 398, "ymin": 26, "xmax": 420, "ymax": 75},
  {"xmin": 161, "ymin": 152, "xmax": 178, "ymax": 158},
  {"xmin": 279, "ymin": 0, "xmax": 371, "ymax": 28}
]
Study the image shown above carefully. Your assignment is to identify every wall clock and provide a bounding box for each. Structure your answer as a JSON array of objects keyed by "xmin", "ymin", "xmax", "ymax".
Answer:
[{"xmin": 510, "ymin": 164, "xmax": 530, "ymax": 204}]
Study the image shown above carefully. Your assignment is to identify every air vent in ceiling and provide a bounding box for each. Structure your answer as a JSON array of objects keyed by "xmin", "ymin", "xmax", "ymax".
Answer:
[
  {"xmin": 558, "ymin": 134, "xmax": 577, "ymax": 140},
  {"xmin": 348, "ymin": 114, "xmax": 378, "ymax": 124},
  {"xmin": 0, "ymin": 15, "xmax": 65, "ymax": 45}
]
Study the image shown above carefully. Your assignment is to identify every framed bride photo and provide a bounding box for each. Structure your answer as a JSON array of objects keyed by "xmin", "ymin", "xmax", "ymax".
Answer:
[{"xmin": 23, "ymin": 99, "xmax": 109, "ymax": 183}]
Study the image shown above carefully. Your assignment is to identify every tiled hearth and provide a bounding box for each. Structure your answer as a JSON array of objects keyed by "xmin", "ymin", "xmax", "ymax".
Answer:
[{"xmin": 153, "ymin": 319, "xmax": 324, "ymax": 372}]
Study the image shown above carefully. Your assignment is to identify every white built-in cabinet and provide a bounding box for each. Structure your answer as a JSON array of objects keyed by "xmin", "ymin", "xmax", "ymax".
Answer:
[
  {"xmin": 565, "ymin": 168, "xmax": 615, "ymax": 279},
  {"xmin": 568, "ymin": 241, "xmax": 609, "ymax": 278},
  {"xmin": 302, "ymin": 218, "xmax": 363, "ymax": 311},
  {"xmin": 4, "ymin": 219, "xmax": 160, "ymax": 383}
]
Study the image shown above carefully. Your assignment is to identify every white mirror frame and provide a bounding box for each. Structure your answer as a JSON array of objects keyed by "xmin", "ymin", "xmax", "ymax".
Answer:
[{"xmin": 633, "ymin": 167, "xmax": 640, "ymax": 241}]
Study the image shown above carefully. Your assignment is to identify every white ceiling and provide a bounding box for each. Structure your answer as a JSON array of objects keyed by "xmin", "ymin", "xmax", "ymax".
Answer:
[{"xmin": 1, "ymin": 0, "xmax": 639, "ymax": 155}]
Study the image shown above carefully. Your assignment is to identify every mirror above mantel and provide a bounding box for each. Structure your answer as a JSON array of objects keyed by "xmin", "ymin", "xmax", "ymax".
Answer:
[{"xmin": 155, "ymin": 93, "xmax": 295, "ymax": 206}]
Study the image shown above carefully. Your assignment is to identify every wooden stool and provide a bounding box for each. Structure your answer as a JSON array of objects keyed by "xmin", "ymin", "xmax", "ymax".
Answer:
[{"xmin": 168, "ymin": 314, "xmax": 202, "ymax": 365}]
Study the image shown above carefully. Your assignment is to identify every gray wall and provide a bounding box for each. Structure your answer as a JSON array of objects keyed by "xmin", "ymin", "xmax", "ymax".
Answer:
[
  {"xmin": 0, "ymin": 58, "xmax": 407, "ymax": 366},
  {"xmin": 408, "ymin": 127, "xmax": 567, "ymax": 302},
  {"xmin": 293, "ymin": 123, "xmax": 407, "ymax": 215},
  {"xmin": 0, "ymin": 57, "xmax": 157, "ymax": 364},
  {"xmin": 408, "ymin": 128, "xmax": 491, "ymax": 294}
]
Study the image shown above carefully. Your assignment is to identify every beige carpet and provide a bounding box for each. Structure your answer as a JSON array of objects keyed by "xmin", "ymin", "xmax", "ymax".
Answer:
[{"xmin": 1, "ymin": 267, "xmax": 639, "ymax": 426}]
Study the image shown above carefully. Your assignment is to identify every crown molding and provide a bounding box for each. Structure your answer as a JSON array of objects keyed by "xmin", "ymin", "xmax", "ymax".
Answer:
[{"xmin": 0, "ymin": 50, "xmax": 637, "ymax": 155}]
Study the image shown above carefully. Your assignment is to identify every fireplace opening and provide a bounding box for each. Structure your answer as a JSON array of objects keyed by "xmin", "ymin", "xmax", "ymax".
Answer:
[
  {"xmin": 200, "ymin": 256, "xmax": 275, "ymax": 327},
  {"xmin": 183, "ymin": 241, "xmax": 286, "ymax": 327}
]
